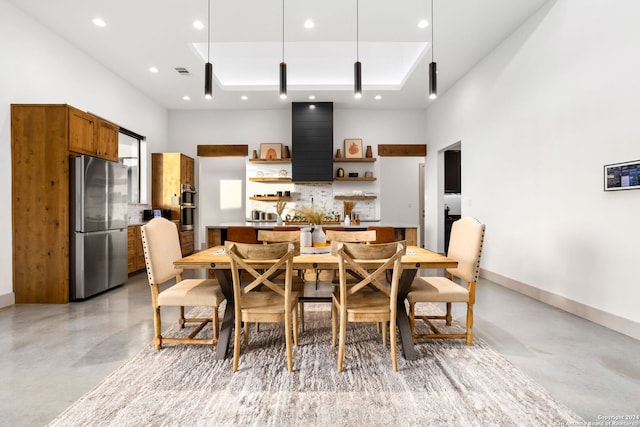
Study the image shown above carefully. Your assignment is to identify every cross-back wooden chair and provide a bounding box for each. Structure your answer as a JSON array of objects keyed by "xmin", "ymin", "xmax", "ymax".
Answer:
[
  {"xmin": 331, "ymin": 241, "xmax": 405, "ymax": 372},
  {"xmin": 140, "ymin": 217, "xmax": 225, "ymax": 350},
  {"xmin": 326, "ymin": 229, "xmax": 378, "ymax": 284},
  {"xmin": 408, "ymin": 216, "xmax": 485, "ymax": 345},
  {"xmin": 257, "ymin": 229, "xmax": 306, "ymax": 331},
  {"xmin": 226, "ymin": 241, "xmax": 299, "ymax": 372}
]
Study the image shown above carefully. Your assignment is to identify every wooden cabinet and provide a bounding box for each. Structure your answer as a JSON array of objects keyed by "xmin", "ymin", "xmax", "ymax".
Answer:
[
  {"xmin": 68, "ymin": 106, "xmax": 119, "ymax": 161},
  {"xmin": 152, "ymin": 152, "xmax": 195, "ymax": 222},
  {"xmin": 180, "ymin": 155, "xmax": 195, "ymax": 186},
  {"xmin": 11, "ymin": 104, "xmax": 122, "ymax": 303},
  {"xmin": 127, "ymin": 226, "xmax": 146, "ymax": 274},
  {"xmin": 179, "ymin": 230, "xmax": 194, "ymax": 256}
]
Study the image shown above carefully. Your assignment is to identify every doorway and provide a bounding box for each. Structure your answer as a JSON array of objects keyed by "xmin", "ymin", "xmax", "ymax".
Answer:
[{"xmin": 441, "ymin": 141, "xmax": 461, "ymax": 253}]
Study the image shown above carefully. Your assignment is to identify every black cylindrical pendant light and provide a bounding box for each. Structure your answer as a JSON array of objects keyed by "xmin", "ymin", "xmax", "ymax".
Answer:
[
  {"xmin": 354, "ymin": 61, "xmax": 362, "ymax": 99},
  {"xmin": 429, "ymin": 0, "xmax": 437, "ymax": 99},
  {"xmin": 205, "ymin": 62, "xmax": 213, "ymax": 99},
  {"xmin": 354, "ymin": 0, "xmax": 362, "ymax": 98},
  {"xmin": 279, "ymin": 0, "xmax": 287, "ymax": 99},
  {"xmin": 429, "ymin": 61, "xmax": 437, "ymax": 99},
  {"xmin": 204, "ymin": 0, "xmax": 213, "ymax": 99},
  {"xmin": 279, "ymin": 61, "xmax": 287, "ymax": 99}
]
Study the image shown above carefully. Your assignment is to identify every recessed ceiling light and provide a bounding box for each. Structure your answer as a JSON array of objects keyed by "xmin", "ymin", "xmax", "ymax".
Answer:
[
  {"xmin": 149, "ymin": 67, "xmax": 159, "ymax": 73},
  {"xmin": 241, "ymin": 95, "xmax": 248, "ymax": 100},
  {"xmin": 308, "ymin": 95, "xmax": 316, "ymax": 100},
  {"xmin": 374, "ymin": 95, "xmax": 382, "ymax": 100},
  {"xmin": 183, "ymin": 96, "xmax": 191, "ymax": 101},
  {"xmin": 417, "ymin": 19, "xmax": 429, "ymax": 29},
  {"xmin": 193, "ymin": 20, "xmax": 204, "ymax": 30},
  {"xmin": 304, "ymin": 19, "xmax": 315, "ymax": 29},
  {"xmin": 92, "ymin": 18, "xmax": 106, "ymax": 27}
]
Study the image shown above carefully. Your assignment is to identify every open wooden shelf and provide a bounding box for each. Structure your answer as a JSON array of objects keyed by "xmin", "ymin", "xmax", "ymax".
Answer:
[
  {"xmin": 249, "ymin": 177, "xmax": 292, "ymax": 182},
  {"xmin": 334, "ymin": 177, "xmax": 377, "ymax": 181},
  {"xmin": 249, "ymin": 158, "xmax": 291, "ymax": 164},
  {"xmin": 334, "ymin": 157, "xmax": 376, "ymax": 163},
  {"xmin": 249, "ymin": 196, "xmax": 292, "ymax": 201},
  {"xmin": 334, "ymin": 195, "xmax": 377, "ymax": 200}
]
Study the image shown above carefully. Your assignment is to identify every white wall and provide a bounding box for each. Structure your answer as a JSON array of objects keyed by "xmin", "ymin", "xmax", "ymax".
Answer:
[
  {"xmin": 169, "ymin": 108, "xmax": 426, "ymax": 249},
  {"xmin": 0, "ymin": 0, "xmax": 169, "ymax": 306},
  {"xmin": 424, "ymin": 0, "xmax": 640, "ymax": 337}
]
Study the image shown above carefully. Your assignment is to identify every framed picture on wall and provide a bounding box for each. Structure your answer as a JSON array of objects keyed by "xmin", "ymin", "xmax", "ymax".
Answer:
[
  {"xmin": 344, "ymin": 139, "xmax": 363, "ymax": 158},
  {"xmin": 604, "ymin": 160, "xmax": 640, "ymax": 191},
  {"xmin": 260, "ymin": 143, "xmax": 282, "ymax": 160}
]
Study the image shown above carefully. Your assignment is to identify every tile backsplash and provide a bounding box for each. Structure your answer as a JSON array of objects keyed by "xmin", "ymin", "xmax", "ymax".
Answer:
[{"xmin": 127, "ymin": 203, "xmax": 151, "ymax": 224}]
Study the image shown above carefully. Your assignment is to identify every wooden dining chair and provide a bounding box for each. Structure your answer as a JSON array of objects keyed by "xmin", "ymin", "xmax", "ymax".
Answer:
[
  {"xmin": 326, "ymin": 229, "xmax": 377, "ymax": 284},
  {"xmin": 408, "ymin": 216, "xmax": 485, "ymax": 345},
  {"xmin": 140, "ymin": 217, "xmax": 226, "ymax": 350},
  {"xmin": 227, "ymin": 241, "xmax": 299, "ymax": 372},
  {"xmin": 257, "ymin": 229, "xmax": 306, "ymax": 331},
  {"xmin": 331, "ymin": 241, "xmax": 405, "ymax": 372}
]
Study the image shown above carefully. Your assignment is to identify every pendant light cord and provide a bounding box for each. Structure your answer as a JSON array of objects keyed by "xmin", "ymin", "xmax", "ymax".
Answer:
[
  {"xmin": 282, "ymin": 0, "xmax": 285, "ymax": 62},
  {"xmin": 207, "ymin": 0, "xmax": 211, "ymax": 63},
  {"xmin": 356, "ymin": 0, "xmax": 359, "ymax": 61},
  {"xmin": 430, "ymin": 0, "xmax": 434, "ymax": 61}
]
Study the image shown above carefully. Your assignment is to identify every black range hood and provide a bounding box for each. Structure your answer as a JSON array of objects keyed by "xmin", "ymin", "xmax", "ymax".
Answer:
[{"xmin": 291, "ymin": 102, "xmax": 333, "ymax": 182}]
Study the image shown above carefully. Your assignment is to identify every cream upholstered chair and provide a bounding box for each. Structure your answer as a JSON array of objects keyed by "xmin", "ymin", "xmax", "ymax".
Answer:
[
  {"xmin": 227, "ymin": 241, "xmax": 299, "ymax": 372},
  {"xmin": 408, "ymin": 216, "xmax": 485, "ymax": 345},
  {"xmin": 140, "ymin": 217, "xmax": 225, "ymax": 350},
  {"xmin": 331, "ymin": 241, "xmax": 405, "ymax": 372}
]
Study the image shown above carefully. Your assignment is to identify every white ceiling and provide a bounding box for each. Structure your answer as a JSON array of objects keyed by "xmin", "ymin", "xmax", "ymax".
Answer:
[{"xmin": 8, "ymin": 0, "xmax": 549, "ymax": 111}]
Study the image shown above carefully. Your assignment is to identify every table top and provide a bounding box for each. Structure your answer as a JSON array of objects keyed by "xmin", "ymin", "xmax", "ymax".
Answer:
[{"xmin": 174, "ymin": 245, "xmax": 457, "ymax": 270}]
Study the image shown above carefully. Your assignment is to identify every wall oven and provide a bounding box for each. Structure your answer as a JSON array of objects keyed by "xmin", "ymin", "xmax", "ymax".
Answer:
[{"xmin": 180, "ymin": 184, "xmax": 196, "ymax": 230}]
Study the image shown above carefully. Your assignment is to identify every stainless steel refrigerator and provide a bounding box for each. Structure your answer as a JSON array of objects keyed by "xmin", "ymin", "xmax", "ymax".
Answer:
[{"xmin": 70, "ymin": 156, "xmax": 128, "ymax": 300}]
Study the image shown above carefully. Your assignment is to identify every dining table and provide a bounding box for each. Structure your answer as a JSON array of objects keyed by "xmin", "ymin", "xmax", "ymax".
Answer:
[{"xmin": 174, "ymin": 245, "xmax": 458, "ymax": 361}]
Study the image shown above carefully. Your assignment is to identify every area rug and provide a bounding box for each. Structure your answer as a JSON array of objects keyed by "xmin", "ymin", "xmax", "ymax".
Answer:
[{"xmin": 49, "ymin": 304, "xmax": 582, "ymax": 426}]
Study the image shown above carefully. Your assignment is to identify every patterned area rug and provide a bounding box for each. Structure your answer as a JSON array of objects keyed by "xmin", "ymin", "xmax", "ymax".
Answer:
[{"xmin": 49, "ymin": 304, "xmax": 582, "ymax": 426}]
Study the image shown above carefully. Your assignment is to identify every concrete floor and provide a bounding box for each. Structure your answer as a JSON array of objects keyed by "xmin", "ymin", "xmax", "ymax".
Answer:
[{"xmin": 0, "ymin": 272, "xmax": 638, "ymax": 426}]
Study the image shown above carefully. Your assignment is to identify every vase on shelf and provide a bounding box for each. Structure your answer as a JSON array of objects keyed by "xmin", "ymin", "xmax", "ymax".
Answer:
[
  {"xmin": 365, "ymin": 145, "xmax": 373, "ymax": 158},
  {"xmin": 311, "ymin": 224, "xmax": 326, "ymax": 246}
]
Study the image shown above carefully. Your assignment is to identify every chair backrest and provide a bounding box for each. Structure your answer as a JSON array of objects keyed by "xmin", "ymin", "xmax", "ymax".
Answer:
[
  {"xmin": 140, "ymin": 217, "xmax": 183, "ymax": 286},
  {"xmin": 336, "ymin": 241, "xmax": 406, "ymax": 301},
  {"xmin": 258, "ymin": 230, "xmax": 300, "ymax": 243},
  {"xmin": 226, "ymin": 226, "xmax": 258, "ymax": 244},
  {"xmin": 446, "ymin": 217, "xmax": 485, "ymax": 283},
  {"xmin": 367, "ymin": 226, "xmax": 396, "ymax": 244},
  {"xmin": 226, "ymin": 242, "xmax": 295, "ymax": 298},
  {"xmin": 325, "ymin": 229, "xmax": 376, "ymax": 243}
]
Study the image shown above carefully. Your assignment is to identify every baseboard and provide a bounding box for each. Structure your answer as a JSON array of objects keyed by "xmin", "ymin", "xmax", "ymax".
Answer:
[
  {"xmin": 0, "ymin": 292, "xmax": 15, "ymax": 308},
  {"xmin": 480, "ymin": 268, "xmax": 640, "ymax": 341}
]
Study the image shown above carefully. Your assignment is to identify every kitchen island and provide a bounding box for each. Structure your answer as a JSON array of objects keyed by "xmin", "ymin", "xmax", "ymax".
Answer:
[{"xmin": 206, "ymin": 223, "xmax": 418, "ymax": 247}]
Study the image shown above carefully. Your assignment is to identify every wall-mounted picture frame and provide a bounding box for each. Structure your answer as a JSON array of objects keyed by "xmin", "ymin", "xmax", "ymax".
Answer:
[
  {"xmin": 344, "ymin": 138, "xmax": 363, "ymax": 158},
  {"xmin": 604, "ymin": 160, "xmax": 640, "ymax": 191},
  {"xmin": 260, "ymin": 143, "xmax": 282, "ymax": 160}
]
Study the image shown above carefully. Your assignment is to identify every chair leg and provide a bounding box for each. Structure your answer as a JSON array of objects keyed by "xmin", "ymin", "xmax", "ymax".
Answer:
[
  {"xmin": 233, "ymin": 316, "xmax": 242, "ymax": 372},
  {"xmin": 390, "ymin": 312, "xmax": 397, "ymax": 372},
  {"xmin": 382, "ymin": 321, "xmax": 387, "ymax": 347},
  {"xmin": 331, "ymin": 301, "xmax": 338, "ymax": 347},
  {"xmin": 337, "ymin": 310, "xmax": 346, "ymax": 372},
  {"xmin": 445, "ymin": 302, "xmax": 453, "ymax": 326},
  {"xmin": 213, "ymin": 306, "xmax": 219, "ymax": 341},
  {"xmin": 153, "ymin": 306, "xmax": 162, "ymax": 350},
  {"xmin": 244, "ymin": 322, "xmax": 249, "ymax": 347},
  {"xmin": 409, "ymin": 303, "xmax": 416, "ymax": 342},
  {"xmin": 293, "ymin": 305, "xmax": 299, "ymax": 347},
  {"xmin": 285, "ymin": 312, "xmax": 293, "ymax": 372},
  {"xmin": 299, "ymin": 302, "xmax": 305, "ymax": 333},
  {"xmin": 466, "ymin": 303, "xmax": 474, "ymax": 346},
  {"xmin": 178, "ymin": 306, "xmax": 185, "ymax": 328}
]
